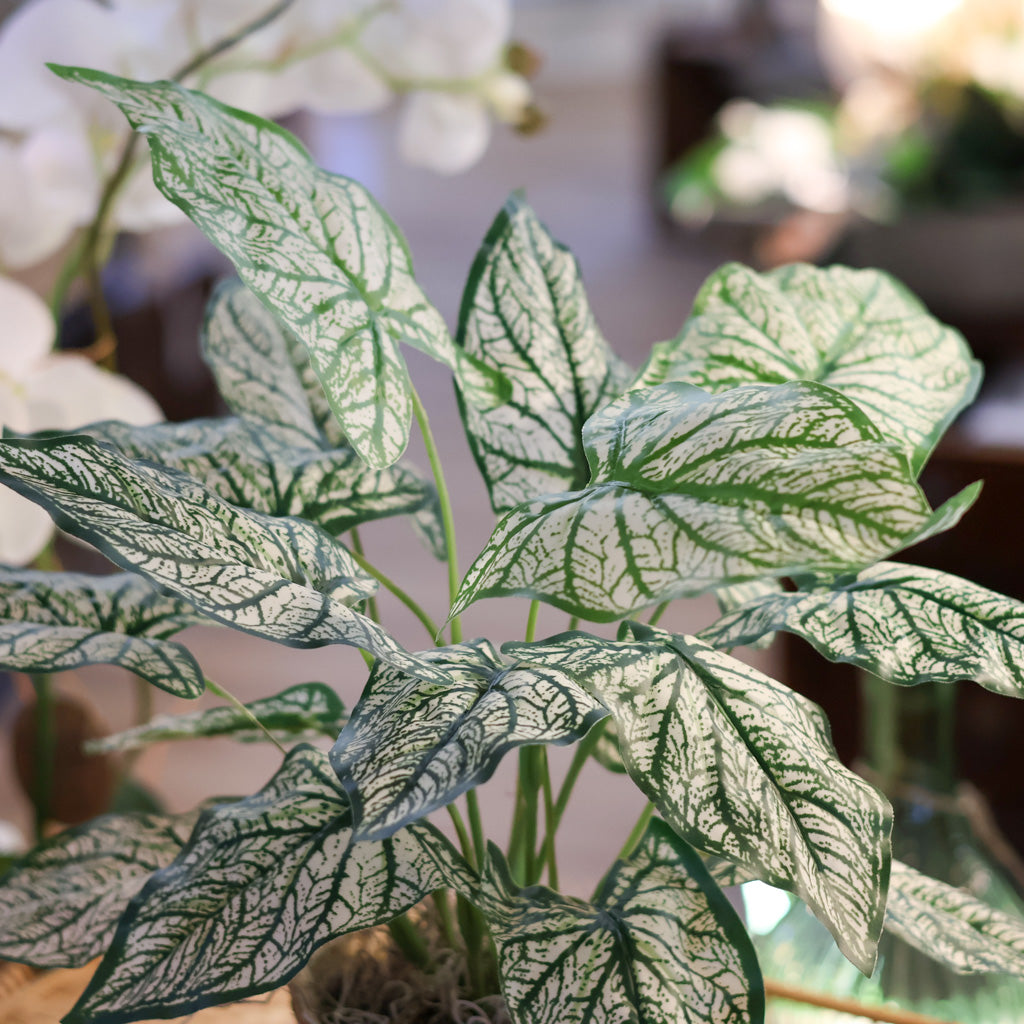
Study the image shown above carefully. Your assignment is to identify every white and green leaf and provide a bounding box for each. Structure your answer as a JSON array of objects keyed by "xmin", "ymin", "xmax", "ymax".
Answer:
[
  {"xmin": 330, "ymin": 639, "xmax": 606, "ymax": 840},
  {"xmin": 885, "ymin": 860, "xmax": 1024, "ymax": 976},
  {"xmin": 703, "ymin": 562, "xmax": 1024, "ymax": 697},
  {"xmin": 0, "ymin": 435, "xmax": 451, "ymax": 685},
  {"xmin": 66, "ymin": 746, "xmax": 475, "ymax": 1024},
  {"xmin": 87, "ymin": 682, "xmax": 347, "ymax": 754},
  {"xmin": 83, "ymin": 416, "xmax": 441, "ymax": 544},
  {"xmin": 0, "ymin": 809, "xmax": 198, "ymax": 968},
  {"xmin": 0, "ymin": 569, "xmax": 205, "ymax": 698},
  {"xmin": 55, "ymin": 66, "xmax": 507, "ymax": 468},
  {"xmin": 506, "ymin": 625, "xmax": 892, "ymax": 973},
  {"xmin": 636, "ymin": 263, "xmax": 981, "ymax": 473},
  {"xmin": 198, "ymin": 283, "xmax": 445, "ymax": 557},
  {"xmin": 456, "ymin": 194, "xmax": 632, "ymax": 512},
  {"xmin": 479, "ymin": 822, "xmax": 763, "ymax": 1024},
  {"xmin": 454, "ymin": 381, "xmax": 976, "ymax": 622},
  {"xmin": 201, "ymin": 278, "xmax": 336, "ymax": 449}
]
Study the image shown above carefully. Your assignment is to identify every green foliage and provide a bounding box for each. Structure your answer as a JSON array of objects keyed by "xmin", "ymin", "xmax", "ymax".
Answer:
[
  {"xmin": 478, "ymin": 823, "xmax": 764, "ymax": 1024},
  {"xmin": 87, "ymin": 682, "xmax": 348, "ymax": 753},
  {"xmin": 506, "ymin": 625, "xmax": 890, "ymax": 974},
  {"xmin": 2, "ymin": 65, "xmax": 1022, "ymax": 1024},
  {"xmin": 0, "ymin": 570, "xmax": 205, "ymax": 697}
]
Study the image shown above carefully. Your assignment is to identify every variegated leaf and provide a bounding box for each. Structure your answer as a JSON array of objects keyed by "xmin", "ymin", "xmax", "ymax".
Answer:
[
  {"xmin": 885, "ymin": 860, "xmax": 1024, "ymax": 976},
  {"xmin": 0, "ymin": 569, "xmax": 204, "ymax": 697},
  {"xmin": 87, "ymin": 682, "xmax": 347, "ymax": 754},
  {"xmin": 199, "ymin": 283, "xmax": 445, "ymax": 557},
  {"xmin": 201, "ymin": 278, "xmax": 336, "ymax": 449},
  {"xmin": 330, "ymin": 639, "xmax": 606, "ymax": 840},
  {"xmin": 453, "ymin": 381, "xmax": 976, "ymax": 623},
  {"xmin": 83, "ymin": 416, "xmax": 441, "ymax": 544},
  {"xmin": 0, "ymin": 808, "xmax": 198, "ymax": 968},
  {"xmin": 456, "ymin": 195, "xmax": 632, "ymax": 512},
  {"xmin": 702, "ymin": 562, "xmax": 1024, "ymax": 697},
  {"xmin": 714, "ymin": 581, "xmax": 784, "ymax": 651},
  {"xmin": 506, "ymin": 624, "xmax": 891, "ymax": 973},
  {"xmin": 55, "ymin": 66, "xmax": 507, "ymax": 468},
  {"xmin": 0, "ymin": 435, "xmax": 451, "ymax": 685},
  {"xmin": 479, "ymin": 823, "xmax": 763, "ymax": 1024},
  {"xmin": 66, "ymin": 746, "xmax": 475, "ymax": 1024},
  {"xmin": 591, "ymin": 717, "xmax": 627, "ymax": 774},
  {"xmin": 635, "ymin": 263, "xmax": 981, "ymax": 473}
]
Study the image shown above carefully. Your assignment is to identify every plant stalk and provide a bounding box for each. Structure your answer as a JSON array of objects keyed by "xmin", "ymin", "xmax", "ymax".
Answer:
[
  {"xmin": 348, "ymin": 528, "xmax": 381, "ymax": 625},
  {"xmin": 533, "ymin": 717, "xmax": 608, "ymax": 870},
  {"xmin": 387, "ymin": 915, "xmax": 432, "ymax": 973},
  {"xmin": 205, "ymin": 678, "xmax": 286, "ymax": 754},
  {"xmin": 613, "ymin": 801, "xmax": 654, "ymax": 864},
  {"xmin": 347, "ymin": 546, "xmax": 440, "ymax": 641},
  {"xmin": 465, "ymin": 789, "xmax": 487, "ymax": 870},
  {"xmin": 539, "ymin": 748, "xmax": 559, "ymax": 888},
  {"xmin": 411, "ymin": 388, "xmax": 461, "ymax": 642},
  {"xmin": 647, "ymin": 602, "xmax": 669, "ymax": 627}
]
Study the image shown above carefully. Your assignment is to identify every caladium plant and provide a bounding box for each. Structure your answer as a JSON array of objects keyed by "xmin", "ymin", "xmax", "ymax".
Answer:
[{"xmin": 0, "ymin": 63, "xmax": 1022, "ymax": 1024}]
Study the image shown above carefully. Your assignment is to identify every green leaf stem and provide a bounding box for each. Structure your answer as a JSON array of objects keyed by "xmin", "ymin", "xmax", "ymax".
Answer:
[
  {"xmin": 0, "ymin": 570, "xmax": 204, "ymax": 697},
  {"xmin": 66, "ymin": 746, "xmax": 475, "ymax": 1024},
  {"xmin": 87, "ymin": 682, "xmax": 347, "ymax": 754},
  {"xmin": 330, "ymin": 639, "xmax": 605, "ymax": 841},
  {"xmin": 702, "ymin": 562, "xmax": 1024, "ymax": 697},
  {"xmin": 635, "ymin": 262, "xmax": 981, "ymax": 473},
  {"xmin": 0, "ymin": 809, "xmax": 198, "ymax": 968},
  {"xmin": 479, "ymin": 821, "xmax": 763, "ymax": 1024},
  {"xmin": 456, "ymin": 195, "xmax": 631, "ymax": 512},
  {"xmin": 506, "ymin": 624, "xmax": 892, "ymax": 973},
  {"xmin": 54, "ymin": 66, "xmax": 507, "ymax": 468},
  {"xmin": 453, "ymin": 381, "xmax": 975, "ymax": 622},
  {"xmin": 0, "ymin": 435, "xmax": 451, "ymax": 684}
]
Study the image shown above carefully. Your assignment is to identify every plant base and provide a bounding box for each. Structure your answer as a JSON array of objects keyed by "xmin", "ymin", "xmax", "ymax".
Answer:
[{"xmin": 289, "ymin": 909, "xmax": 508, "ymax": 1024}]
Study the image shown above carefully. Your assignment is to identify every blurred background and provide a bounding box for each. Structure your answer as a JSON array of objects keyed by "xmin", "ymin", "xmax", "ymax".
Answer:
[{"xmin": 4, "ymin": 0, "xmax": 1024, "ymax": 1015}]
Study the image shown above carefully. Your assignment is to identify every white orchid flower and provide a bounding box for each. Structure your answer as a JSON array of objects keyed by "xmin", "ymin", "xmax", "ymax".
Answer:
[
  {"xmin": 0, "ymin": 277, "xmax": 163, "ymax": 565},
  {"xmin": 0, "ymin": 0, "xmax": 531, "ymax": 269}
]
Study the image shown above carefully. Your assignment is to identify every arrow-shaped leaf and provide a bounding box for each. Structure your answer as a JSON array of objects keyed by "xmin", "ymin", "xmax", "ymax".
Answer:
[
  {"xmin": 0, "ymin": 435, "xmax": 451, "ymax": 685},
  {"xmin": 506, "ymin": 624, "xmax": 891, "ymax": 973},
  {"xmin": 66, "ymin": 745, "xmax": 475, "ymax": 1024},
  {"xmin": 0, "ymin": 569, "xmax": 205, "ymax": 697},
  {"xmin": 198, "ymin": 282, "xmax": 445, "ymax": 557},
  {"xmin": 84, "ymin": 416, "xmax": 441, "ymax": 544},
  {"xmin": 478, "ymin": 822, "xmax": 763, "ymax": 1024},
  {"xmin": 330, "ymin": 639, "xmax": 606, "ymax": 840},
  {"xmin": 885, "ymin": 860, "xmax": 1024, "ymax": 976},
  {"xmin": 0, "ymin": 808, "xmax": 198, "ymax": 968},
  {"xmin": 201, "ymin": 278, "xmax": 336, "ymax": 449},
  {"xmin": 54, "ymin": 66, "xmax": 507, "ymax": 468},
  {"xmin": 454, "ymin": 381, "xmax": 976, "ymax": 623},
  {"xmin": 456, "ymin": 194, "xmax": 632, "ymax": 512},
  {"xmin": 87, "ymin": 682, "xmax": 347, "ymax": 754},
  {"xmin": 635, "ymin": 262, "xmax": 981, "ymax": 473},
  {"xmin": 702, "ymin": 562, "xmax": 1024, "ymax": 697}
]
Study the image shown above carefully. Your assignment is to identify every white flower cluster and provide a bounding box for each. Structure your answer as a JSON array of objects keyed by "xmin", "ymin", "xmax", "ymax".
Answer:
[
  {"xmin": 0, "ymin": 279, "xmax": 162, "ymax": 565},
  {"xmin": 0, "ymin": 0, "xmax": 531, "ymax": 270},
  {"xmin": 0, "ymin": 0, "xmax": 532, "ymax": 563}
]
